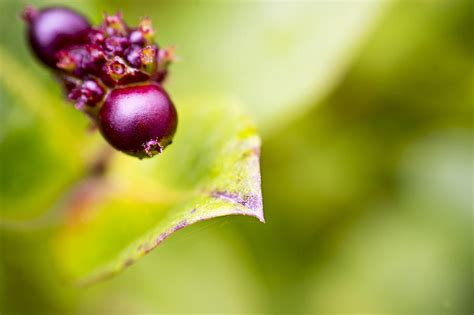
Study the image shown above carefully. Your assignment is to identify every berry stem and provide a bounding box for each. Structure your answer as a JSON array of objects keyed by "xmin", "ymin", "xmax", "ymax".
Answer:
[{"xmin": 21, "ymin": 5, "xmax": 38, "ymax": 23}]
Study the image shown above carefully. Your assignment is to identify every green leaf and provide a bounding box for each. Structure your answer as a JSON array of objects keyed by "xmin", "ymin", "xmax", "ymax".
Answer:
[
  {"xmin": 0, "ymin": 47, "xmax": 95, "ymax": 221},
  {"xmin": 53, "ymin": 95, "xmax": 263, "ymax": 285}
]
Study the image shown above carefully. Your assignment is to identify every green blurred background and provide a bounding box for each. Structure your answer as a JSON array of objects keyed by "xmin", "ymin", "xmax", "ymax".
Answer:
[{"xmin": 0, "ymin": 0, "xmax": 472, "ymax": 314}]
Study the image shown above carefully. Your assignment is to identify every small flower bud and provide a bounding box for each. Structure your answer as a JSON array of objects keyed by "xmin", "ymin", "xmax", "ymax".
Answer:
[{"xmin": 101, "ymin": 12, "xmax": 128, "ymax": 36}]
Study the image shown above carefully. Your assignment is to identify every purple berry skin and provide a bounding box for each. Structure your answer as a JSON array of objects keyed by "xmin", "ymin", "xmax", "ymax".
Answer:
[
  {"xmin": 24, "ymin": 6, "xmax": 91, "ymax": 67},
  {"xmin": 98, "ymin": 84, "xmax": 177, "ymax": 158}
]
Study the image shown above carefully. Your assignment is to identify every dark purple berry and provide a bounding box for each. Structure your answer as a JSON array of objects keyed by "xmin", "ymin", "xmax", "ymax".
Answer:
[
  {"xmin": 68, "ymin": 78, "xmax": 105, "ymax": 110},
  {"xmin": 125, "ymin": 45, "xmax": 143, "ymax": 68},
  {"xmin": 104, "ymin": 36, "xmax": 129, "ymax": 55},
  {"xmin": 23, "ymin": 6, "xmax": 91, "ymax": 67},
  {"xmin": 98, "ymin": 84, "xmax": 177, "ymax": 158}
]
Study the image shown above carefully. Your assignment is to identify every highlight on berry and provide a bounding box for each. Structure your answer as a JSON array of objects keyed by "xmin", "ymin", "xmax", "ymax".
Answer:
[{"xmin": 22, "ymin": 5, "xmax": 178, "ymax": 159}]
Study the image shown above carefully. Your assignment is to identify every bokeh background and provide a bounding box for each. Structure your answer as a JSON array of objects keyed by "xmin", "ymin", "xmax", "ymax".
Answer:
[{"xmin": 1, "ymin": 0, "xmax": 472, "ymax": 314}]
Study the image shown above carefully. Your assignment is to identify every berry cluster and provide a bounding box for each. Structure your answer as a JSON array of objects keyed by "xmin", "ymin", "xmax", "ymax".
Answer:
[{"xmin": 23, "ymin": 6, "xmax": 177, "ymax": 158}]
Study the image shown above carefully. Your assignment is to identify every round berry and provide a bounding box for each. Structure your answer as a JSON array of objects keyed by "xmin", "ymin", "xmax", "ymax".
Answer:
[
  {"xmin": 98, "ymin": 84, "xmax": 177, "ymax": 158},
  {"xmin": 23, "ymin": 6, "xmax": 91, "ymax": 67}
]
